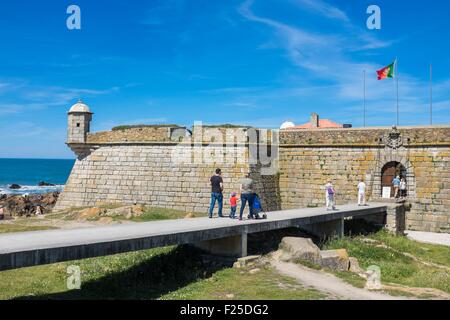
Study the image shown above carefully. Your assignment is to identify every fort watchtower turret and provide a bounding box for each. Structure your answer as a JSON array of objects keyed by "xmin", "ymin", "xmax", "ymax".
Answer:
[{"xmin": 67, "ymin": 100, "xmax": 93, "ymax": 144}]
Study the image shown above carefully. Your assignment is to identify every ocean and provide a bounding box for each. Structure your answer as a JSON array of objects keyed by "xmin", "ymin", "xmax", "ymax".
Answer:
[{"xmin": 0, "ymin": 158, "xmax": 75, "ymax": 195}]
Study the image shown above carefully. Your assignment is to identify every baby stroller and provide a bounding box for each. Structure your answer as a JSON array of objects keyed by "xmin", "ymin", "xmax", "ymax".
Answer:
[{"xmin": 249, "ymin": 193, "xmax": 267, "ymax": 220}]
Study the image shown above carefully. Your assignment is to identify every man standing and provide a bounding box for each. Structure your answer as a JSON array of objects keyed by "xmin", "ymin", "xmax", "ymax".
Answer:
[
  {"xmin": 325, "ymin": 181, "xmax": 336, "ymax": 210},
  {"xmin": 357, "ymin": 179, "xmax": 366, "ymax": 206},
  {"xmin": 239, "ymin": 173, "xmax": 254, "ymax": 221},
  {"xmin": 392, "ymin": 175, "xmax": 400, "ymax": 198},
  {"xmin": 209, "ymin": 168, "xmax": 224, "ymax": 218}
]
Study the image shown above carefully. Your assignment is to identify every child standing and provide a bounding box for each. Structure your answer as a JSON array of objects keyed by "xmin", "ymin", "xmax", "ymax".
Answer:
[{"xmin": 229, "ymin": 192, "xmax": 239, "ymax": 219}]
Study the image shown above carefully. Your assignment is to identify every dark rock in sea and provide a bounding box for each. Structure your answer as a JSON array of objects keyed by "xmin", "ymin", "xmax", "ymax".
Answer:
[
  {"xmin": 9, "ymin": 184, "xmax": 21, "ymax": 189},
  {"xmin": 38, "ymin": 181, "xmax": 55, "ymax": 187},
  {"xmin": 0, "ymin": 192, "xmax": 60, "ymax": 217}
]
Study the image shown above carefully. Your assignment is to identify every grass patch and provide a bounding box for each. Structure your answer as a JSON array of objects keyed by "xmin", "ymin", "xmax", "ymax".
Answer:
[
  {"xmin": 371, "ymin": 231, "xmax": 450, "ymax": 267},
  {"xmin": 333, "ymin": 271, "xmax": 366, "ymax": 289},
  {"xmin": 125, "ymin": 207, "xmax": 201, "ymax": 222},
  {"xmin": 0, "ymin": 245, "xmax": 325, "ymax": 300},
  {"xmin": 49, "ymin": 205, "xmax": 201, "ymax": 223},
  {"xmin": 161, "ymin": 267, "xmax": 326, "ymax": 300},
  {"xmin": 0, "ymin": 224, "xmax": 57, "ymax": 234},
  {"xmin": 200, "ymin": 124, "xmax": 252, "ymax": 129},
  {"xmin": 323, "ymin": 231, "xmax": 450, "ymax": 294},
  {"xmin": 293, "ymin": 259, "xmax": 322, "ymax": 271},
  {"xmin": 383, "ymin": 288, "xmax": 418, "ymax": 298},
  {"xmin": 112, "ymin": 124, "xmax": 181, "ymax": 131},
  {"xmin": 0, "ymin": 245, "xmax": 215, "ymax": 300}
]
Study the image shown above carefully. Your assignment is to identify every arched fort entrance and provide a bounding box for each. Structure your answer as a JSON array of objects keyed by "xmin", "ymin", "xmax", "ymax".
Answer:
[
  {"xmin": 370, "ymin": 155, "xmax": 415, "ymax": 201},
  {"xmin": 381, "ymin": 161, "xmax": 407, "ymax": 197}
]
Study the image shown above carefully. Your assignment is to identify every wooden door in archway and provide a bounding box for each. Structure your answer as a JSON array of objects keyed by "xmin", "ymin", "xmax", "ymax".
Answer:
[{"xmin": 381, "ymin": 162, "xmax": 406, "ymax": 197}]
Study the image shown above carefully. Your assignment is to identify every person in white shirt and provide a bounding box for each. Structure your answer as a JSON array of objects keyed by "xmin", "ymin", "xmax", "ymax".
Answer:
[
  {"xmin": 357, "ymin": 179, "xmax": 366, "ymax": 206},
  {"xmin": 324, "ymin": 181, "xmax": 336, "ymax": 210},
  {"xmin": 400, "ymin": 178, "xmax": 407, "ymax": 199},
  {"xmin": 35, "ymin": 205, "xmax": 42, "ymax": 215}
]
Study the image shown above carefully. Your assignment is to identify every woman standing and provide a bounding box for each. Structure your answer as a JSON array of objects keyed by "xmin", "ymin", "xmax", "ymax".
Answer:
[{"xmin": 325, "ymin": 181, "xmax": 336, "ymax": 210}]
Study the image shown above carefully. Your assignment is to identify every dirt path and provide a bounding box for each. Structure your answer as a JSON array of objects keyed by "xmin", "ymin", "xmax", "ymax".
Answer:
[{"xmin": 271, "ymin": 260, "xmax": 410, "ymax": 300}]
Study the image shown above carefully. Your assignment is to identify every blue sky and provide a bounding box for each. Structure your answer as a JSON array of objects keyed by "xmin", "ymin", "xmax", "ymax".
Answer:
[{"xmin": 0, "ymin": 0, "xmax": 449, "ymax": 158}]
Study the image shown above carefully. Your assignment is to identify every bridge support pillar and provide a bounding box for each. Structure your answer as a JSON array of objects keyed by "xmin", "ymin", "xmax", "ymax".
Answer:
[
  {"xmin": 386, "ymin": 203, "xmax": 406, "ymax": 235},
  {"xmin": 194, "ymin": 232, "xmax": 248, "ymax": 258},
  {"xmin": 301, "ymin": 218, "xmax": 344, "ymax": 240},
  {"xmin": 356, "ymin": 203, "xmax": 406, "ymax": 235}
]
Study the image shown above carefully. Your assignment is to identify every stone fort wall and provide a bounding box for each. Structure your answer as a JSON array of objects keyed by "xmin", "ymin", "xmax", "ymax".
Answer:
[
  {"xmin": 279, "ymin": 126, "xmax": 450, "ymax": 232},
  {"xmin": 55, "ymin": 144, "xmax": 249, "ymax": 213},
  {"xmin": 55, "ymin": 140, "xmax": 282, "ymax": 214},
  {"xmin": 279, "ymin": 146, "xmax": 449, "ymax": 232},
  {"xmin": 56, "ymin": 125, "xmax": 450, "ymax": 233}
]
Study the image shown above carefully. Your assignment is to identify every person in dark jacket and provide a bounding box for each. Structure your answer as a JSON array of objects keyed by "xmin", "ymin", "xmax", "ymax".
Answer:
[{"xmin": 209, "ymin": 168, "xmax": 224, "ymax": 218}]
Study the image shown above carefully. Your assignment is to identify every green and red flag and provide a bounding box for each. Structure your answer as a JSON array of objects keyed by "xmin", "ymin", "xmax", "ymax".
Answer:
[{"xmin": 377, "ymin": 59, "xmax": 396, "ymax": 80}]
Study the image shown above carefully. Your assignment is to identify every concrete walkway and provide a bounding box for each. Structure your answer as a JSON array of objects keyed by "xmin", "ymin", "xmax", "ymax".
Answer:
[
  {"xmin": 405, "ymin": 231, "xmax": 450, "ymax": 247},
  {"xmin": 0, "ymin": 203, "xmax": 388, "ymax": 271}
]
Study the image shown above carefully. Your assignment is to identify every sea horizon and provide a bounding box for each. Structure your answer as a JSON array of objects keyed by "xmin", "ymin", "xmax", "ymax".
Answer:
[
  {"xmin": 0, "ymin": 158, "xmax": 75, "ymax": 195},
  {"xmin": 0, "ymin": 157, "xmax": 75, "ymax": 160}
]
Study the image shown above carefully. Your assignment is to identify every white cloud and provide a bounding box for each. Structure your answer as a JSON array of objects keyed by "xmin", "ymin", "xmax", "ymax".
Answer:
[
  {"xmin": 200, "ymin": 86, "xmax": 266, "ymax": 94},
  {"xmin": 0, "ymin": 82, "xmax": 10, "ymax": 90},
  {"xmin": 239, "ymin": 0, "xmax": 340, "ymax": 73},
  {"xmin": 0, "ymin": 104, "xmax": 23, "ymax": 115},
  {"xmin": 237, "ymin": 0, "xmax": 450, "ymax": 126},
  {"xmin": 291, "ymin": 0, "xmax": 349, "ymax": 22},
  {"xmin": 238, "ymin": 0, "xmax": 391, "ymax": 76},
  {"xmin": 0, "ymin": 79, "xmax": 120, "ymax": 114}
]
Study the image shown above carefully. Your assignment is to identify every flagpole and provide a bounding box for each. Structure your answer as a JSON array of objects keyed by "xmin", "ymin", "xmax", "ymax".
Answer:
[
  {"xmin": 430, "ymin": 63, "xmax": 433, "ymax": 125},
  {"xmin": 396, "ymin": 57, "xmax": 399, "ymax": 126},
  {"xmin": 363, "ymin": 70, "xmax": 366, "ymax": 127}
]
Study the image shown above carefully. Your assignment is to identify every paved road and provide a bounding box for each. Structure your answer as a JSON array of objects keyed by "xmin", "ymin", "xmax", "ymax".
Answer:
[
  {"xmin": 0, "ymin": 203, "xmax": 387, "ymax": 271},
  {"xmin": 406, "ymin": 231, "xmax": 450, "ymax": 247}
]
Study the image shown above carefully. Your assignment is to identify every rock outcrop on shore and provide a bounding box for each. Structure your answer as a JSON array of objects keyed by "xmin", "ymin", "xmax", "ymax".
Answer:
[
  {"xmin": 0, "ymin": 192, "xmax": 60, "ymax": 217},
  {"xmin": 38, "ymin": 181, "xmax": 55, "ymax": 186}
]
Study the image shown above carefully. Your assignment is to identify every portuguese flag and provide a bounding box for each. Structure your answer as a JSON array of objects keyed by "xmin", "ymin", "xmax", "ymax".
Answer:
[{"xmin": 377, "ymin": 59, "xmax": 396, "ymax": 80}]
